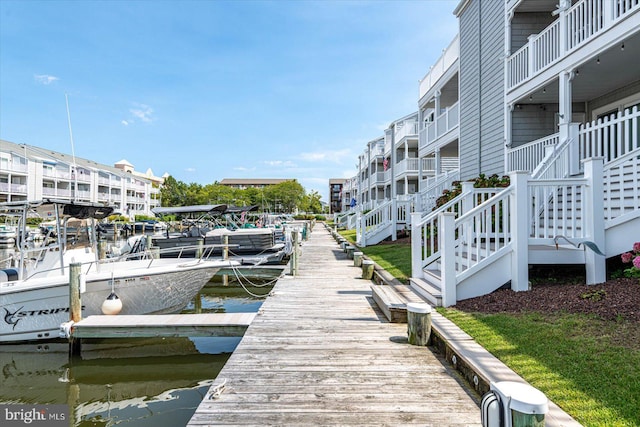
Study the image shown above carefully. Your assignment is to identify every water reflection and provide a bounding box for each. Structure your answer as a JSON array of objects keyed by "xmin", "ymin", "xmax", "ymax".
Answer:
[{"xmin": 0, "ymin": 276, "xmax": 277, "ymax": 426}]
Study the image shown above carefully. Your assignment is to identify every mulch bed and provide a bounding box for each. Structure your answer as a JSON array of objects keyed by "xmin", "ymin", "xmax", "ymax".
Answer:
[{"xmin": 453, "ymin": 277, "xmax": 640, "ymax": 322}]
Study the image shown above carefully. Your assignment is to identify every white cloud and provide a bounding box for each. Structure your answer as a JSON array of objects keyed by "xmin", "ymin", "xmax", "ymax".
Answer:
[
  {"xmin": 263, "ymin": 160, "xmax": 297, "ymax": 168},
  {"xmin": 185, "ymin": 167, "xmax": 196, "ymax": 173},
  {"xmin": 121, "ymin": 120, "xmax": 129, "ymax": 126},
  {"xmin": 34, "ymin": 74, "xmax": 59, "ymax": 85},
  {"xmin": 298, "ymin": 148, "xmax": 352, "ymax": 164},
  {"xmin": 130, "ymin": 103, "xmax": 155, "ymax": 123},
  {"xmin": 233, "ymin": 166, "xmax": 256, "ymax": 172}
]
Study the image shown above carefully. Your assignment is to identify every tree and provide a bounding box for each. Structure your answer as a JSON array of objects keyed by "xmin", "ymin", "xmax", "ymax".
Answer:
[
  {"xmin": 301, "ymin": 190, "xmax": 322, "ymax": 213},
  {"xmin": 160, "ymin": 176, "xmax": 187, "ymax": 206},
  {"xmin": 263, "ymin": 180, "xmax": 305, "ymax": 213}
]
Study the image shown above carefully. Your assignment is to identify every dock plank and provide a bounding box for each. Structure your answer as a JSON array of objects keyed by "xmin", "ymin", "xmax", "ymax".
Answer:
[
  {"xmin": 188, "ymin": 226, "xmax": 483, "ymax": 426},
  {"xmin": 70, "ymin": 313, "xmax": 255, "ymax": 338}
]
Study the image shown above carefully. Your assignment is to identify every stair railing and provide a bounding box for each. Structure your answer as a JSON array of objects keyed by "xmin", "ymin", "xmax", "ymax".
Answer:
[{"xmin": 410, "ymin": 183, "xmax": 502, "ymax": 277}]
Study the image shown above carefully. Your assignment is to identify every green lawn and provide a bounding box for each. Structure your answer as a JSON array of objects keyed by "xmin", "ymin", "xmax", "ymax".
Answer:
[{"xmin": 338, "ymin": 229, "xmax": 640, "ymax": 427}]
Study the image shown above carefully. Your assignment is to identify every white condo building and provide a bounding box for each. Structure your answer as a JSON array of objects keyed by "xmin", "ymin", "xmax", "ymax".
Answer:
[
  {"xmin": 0, "ymin": 139, "xmax": 163, "ymax": 218},
  {"xmin": 335, "ymin": 0, "xmax": 640, "ymax": 306}
]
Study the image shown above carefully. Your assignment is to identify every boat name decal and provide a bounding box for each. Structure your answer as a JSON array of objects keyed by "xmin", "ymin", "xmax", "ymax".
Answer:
[
  {"xmin": 3, "ymin": 306, "xmax": 86, "ymax": 329},
  {"xmin": 4, "ymin": 306, "xmax": 24, "ymax": 330}
]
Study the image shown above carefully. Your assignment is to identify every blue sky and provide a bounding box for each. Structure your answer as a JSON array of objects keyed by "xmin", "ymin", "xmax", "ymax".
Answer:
[{"xmin": 0, "ymin": 0, "xmax": 458, "ymax": 202}]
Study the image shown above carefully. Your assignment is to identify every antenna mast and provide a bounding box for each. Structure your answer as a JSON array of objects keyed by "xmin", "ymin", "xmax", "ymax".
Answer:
[{"xmin": 65, "ymin": 94, "xmax": 78, "ymax": 201}]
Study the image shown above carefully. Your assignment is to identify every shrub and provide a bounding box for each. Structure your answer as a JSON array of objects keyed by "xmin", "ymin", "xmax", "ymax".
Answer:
[{"xmin": 620, "ymin": 242, "xmax": 640, "ymax": 278}]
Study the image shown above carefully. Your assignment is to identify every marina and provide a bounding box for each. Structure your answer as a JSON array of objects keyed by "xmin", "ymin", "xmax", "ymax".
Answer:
[{"xmin": 188, "ymin": 224, "xmax": 483, "ymax": 426}]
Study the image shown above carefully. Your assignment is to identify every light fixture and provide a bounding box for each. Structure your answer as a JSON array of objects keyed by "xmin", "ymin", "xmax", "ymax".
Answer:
[
  {"xmin": 529, "ymin": 95, "xmax": 533, "ymax": 101},
  {"xmin": 622, "ymin": 43, "xmax": 625, "ymax": 51},
  {"xmin": 576, "ymin": 69, "xmax": 579, "ymax": 75},
  {"xmin": 597, "ymin": 56, "xmax": 600, "ymax": 64},
  {"xmin": 543, "ymin": 87, "xmax": 546, "ymax": 93}
]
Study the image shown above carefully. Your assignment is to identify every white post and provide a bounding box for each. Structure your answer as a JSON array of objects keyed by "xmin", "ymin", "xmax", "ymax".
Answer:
[
  {"xmin": 567, "ymin": 122, "xmax": 581, "ymax": 176},
  {"xmin": 461, "ymin": 181, "xmax": 475, "ymax": 214},
  {"xmin": 411, "ymin": 212, "xmax": 423, "ymax": 279},
  {"xmin": 359, "ymin": 214, "xmax": 366, "ymax": 247},
  {"xmin": 440, "ymin": 212, "xmax": 457, "ymax": 307},
  {"xmin": 391, "ymin": 199, "xmax": 397, "ymax": 241},
  {"xmin": 582, "ymin": 158, "xmax": 606, "ymax": 284},
  {"xmin": 510, "ymin": 171, "xmax": 530, "ymax": 292}
]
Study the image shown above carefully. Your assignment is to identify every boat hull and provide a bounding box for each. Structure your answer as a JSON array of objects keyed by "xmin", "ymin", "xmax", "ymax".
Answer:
[{"xmin": 0, "ymin": 260, "xmax": 225, "ymax": 342}]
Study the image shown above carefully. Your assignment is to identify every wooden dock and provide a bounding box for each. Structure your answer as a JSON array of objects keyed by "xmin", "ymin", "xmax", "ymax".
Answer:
[
  {"xmin": 188, "ymin": 226, "xmax": 482, "ymax": 426},
  {"xmin": 65, "ymin": 313, "xmax": 255, "ymax": 338}
]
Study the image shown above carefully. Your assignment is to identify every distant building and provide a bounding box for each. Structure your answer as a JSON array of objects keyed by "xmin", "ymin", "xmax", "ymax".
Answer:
[
  {"xmin": 328, "ymin": 178, "xmax": 346, "ymax": 214},
  {"xmin": 219, "ymin": 178, "xmax": 291, "ymax": 189},
  {"xmin": 0, "ymin": 139, "xmax": 164, "ymax": 218}
]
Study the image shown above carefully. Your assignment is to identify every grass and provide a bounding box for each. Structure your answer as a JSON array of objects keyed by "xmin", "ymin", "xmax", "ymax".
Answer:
[
  {"xmin": 338, "ymin": 229, "xmax": 640, "ymax": 427},
  {"xmin": 339, "ymin": 229, "xmax": 411, "ymax": 281}
]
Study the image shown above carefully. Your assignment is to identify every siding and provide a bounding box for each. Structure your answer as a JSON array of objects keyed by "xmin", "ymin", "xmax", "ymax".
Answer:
[{"xmin": 459, "ymin": 0, "xmax": 506, "ymax": 181}]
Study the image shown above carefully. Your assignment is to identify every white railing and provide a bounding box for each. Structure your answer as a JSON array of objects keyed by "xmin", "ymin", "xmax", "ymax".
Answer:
[
  {"xmin": 603, "ymin": 147, "xmax": 640, "ymax": 223},
  {"xmin": 412, "ymin": 186, "xmax": 502, "ymax": 271},
  {"xmin": 421, "ymin": 157, "xmax": 436, "ymax": 173},
  {"xmin": 566, "ymin": 0, "xmax": 606, "ymax": 51},
  {"xmin": 507, "ymin": 133, "xmax": 560, "ymax": 173},
  {"xmin": 372, "ymin": 172, "xmax": 386, "ymax": 185},
  {"xmin": 579, "ymin": 106, "xmax": 640, "ymax": 168},
  {"xmin": 529, "ymin": 178, "xmax": 588, "ymax": 241},
  {"xmin": 10, "ymin": 183, "xmax": 27, "ymax": 193},
  {"xmin": 507, "ymin": 44, "xmax": 529, "ymax": 88},
  {"xmin": 450, "ymin": 188, "xmax": 512, "ymax": 277},
  {"xmin": 394, "ymin": 121, "xmax": 419, "ymax": 142},
  {"xmin": 357, "ymin": 200, "xmax": 393, "ymax": 246},
  {"xmin": 7, "ymin": 162, "xmax": 28, "ymax": 173},
  {"xmin": 417, "ymin": 170, "xmax": 460, "ymax": 213},
  {"xmin": 507, "ymin": 0, "xmax": 639, "ymax": 89},
  {"xmin": 531, "ymin": 138, "xmax": 573, "ymax": 180},
  {"xmin": 419, "ymin": 101, "xmax": 460, "ymax": 150},
  {"xmin": 396, "ymin": 158, "xmax": 420, "ymax": 175},
  {"xmin": 419, "ymin": 34, "xmax": 459, "ymax": 99},
  {"xmin": 531, "ymin": 20, "xmax": 561, "ymax": 74}
]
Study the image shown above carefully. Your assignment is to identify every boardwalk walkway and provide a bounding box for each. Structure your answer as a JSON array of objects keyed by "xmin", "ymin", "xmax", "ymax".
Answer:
[{"xmin": 188, "ymin": 225, "xmax": 482, "ymax": 426}]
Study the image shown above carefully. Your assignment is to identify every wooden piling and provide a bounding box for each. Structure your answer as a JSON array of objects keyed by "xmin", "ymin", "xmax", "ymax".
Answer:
[
  {"xmin": 407, "ymin": 303, "xmax": 432, "ymax": 346},
  {"xmin": 361, "ymin": 259, "xmax": 375, "ymax": 280},
  {"xmin": 354, "ymin": 251, "xmax": 363, "ymax": 267},
  {"xmin": 69, "ymin": 262, "xmax": 82, "ymax": 356}
]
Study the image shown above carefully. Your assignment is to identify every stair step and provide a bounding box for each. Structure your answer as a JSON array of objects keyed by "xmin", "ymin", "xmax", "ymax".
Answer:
[
  {"xmin": 370, "ymin": 283, "xmax": 429, "ymax": 323},
  {"xmin": 409, "ymin": 276, "xmax": 442, "ymax": 307}
]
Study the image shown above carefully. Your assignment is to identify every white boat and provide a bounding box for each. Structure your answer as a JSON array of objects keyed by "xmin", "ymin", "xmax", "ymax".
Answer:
[
  {"xmin": 0, "ymin": 199, "xmax": 238, "ymax": 343},
  {"xmin": 149, "ymin": 204, "xmax": 293, "ymax": 265},
  {"xmin": 0, "ymin": 224, "xmax": 16, "ymax": 247}
]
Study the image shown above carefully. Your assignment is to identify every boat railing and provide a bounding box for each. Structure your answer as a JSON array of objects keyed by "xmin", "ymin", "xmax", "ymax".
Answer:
[{"xmin": 20, "ymin": 242, "xmax": 234, "ymax": 281}]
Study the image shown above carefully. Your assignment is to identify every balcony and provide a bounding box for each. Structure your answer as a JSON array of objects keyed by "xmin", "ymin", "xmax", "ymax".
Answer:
[
  {"xmin": 396, "ymin": 158, "xmax": 421, "ymax": 176},
  {"xmin": 394, "ymin": 121, "xmax": 419, "ymax": 143},
  {"xmin": 419, "ymin": 101, "xmax": 460, "ymax": 151},
  {"xmin": 419, "ymin": 34, "xmax": 459, "ymax": 100},
  {"xmin": 507, "ymin": 0, "xmax": 640, "ymax": 90},
  {"xmin": 371, "ymin": 172, "xmax": 387, "ymax": 186}
]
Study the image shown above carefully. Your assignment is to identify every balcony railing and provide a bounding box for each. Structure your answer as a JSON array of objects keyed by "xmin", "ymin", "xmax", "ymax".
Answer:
[
  {"xmin": 394, "ymin": 121, "xmax": 419, "ymax": 142},
  {"xmin": 419, "ymin": 34, "xmax": 459, "ymax": 99},
  {"xmin": 419, "ymin": 101, "xmax": 460, "ymax": 150},
  {"xmin": 507, "ymin": 0, "xmax": 639, "ymax": 89},
  {"xmin": 395, "ymin": 158, "xmax": 420, "ymax": 175},
  {"xmin": 506, "ymin": 133, "xmax": 561, "ymax": 173}
]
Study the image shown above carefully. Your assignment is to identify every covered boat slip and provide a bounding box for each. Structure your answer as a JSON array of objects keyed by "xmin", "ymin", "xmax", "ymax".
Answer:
[{"xmin": 188, "ymin": 226, "xmax": 482, "ymax": 426}]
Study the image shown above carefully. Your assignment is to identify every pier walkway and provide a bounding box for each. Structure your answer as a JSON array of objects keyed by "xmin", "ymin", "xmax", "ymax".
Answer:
[{"xmin": 188, "ymin": 225, "xmax": 482, "ymax": 426}]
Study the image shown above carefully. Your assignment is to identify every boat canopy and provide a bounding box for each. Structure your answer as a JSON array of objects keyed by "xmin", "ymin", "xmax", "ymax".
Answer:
[
  {"xmin": 151, "ymin": 204, "xmax": 228, "ymax": 217},
  {"xmin": 0, "ymin": 199, "xmax": 114, "ymax": 220}
]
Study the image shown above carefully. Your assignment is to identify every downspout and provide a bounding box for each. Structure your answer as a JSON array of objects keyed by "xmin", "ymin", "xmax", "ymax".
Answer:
[{"xmin": 477, "ymin": 0, "xmax": 483, "ymax": 176}]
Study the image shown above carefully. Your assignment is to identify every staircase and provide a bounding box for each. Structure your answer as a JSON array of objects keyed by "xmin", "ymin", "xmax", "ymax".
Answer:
[
  {"xmin": 410, "ymin": 107, "xmax": 640, "ymax": 306},
  {"xmin": 356, "ymin": 171, "xmax": 460, "ymax": 247}
]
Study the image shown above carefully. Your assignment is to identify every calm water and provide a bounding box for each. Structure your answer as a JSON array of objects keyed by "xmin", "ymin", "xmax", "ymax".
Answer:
[{"xmin": 0, "ymin": 261, "xmax": 277, "ymax": 427}]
